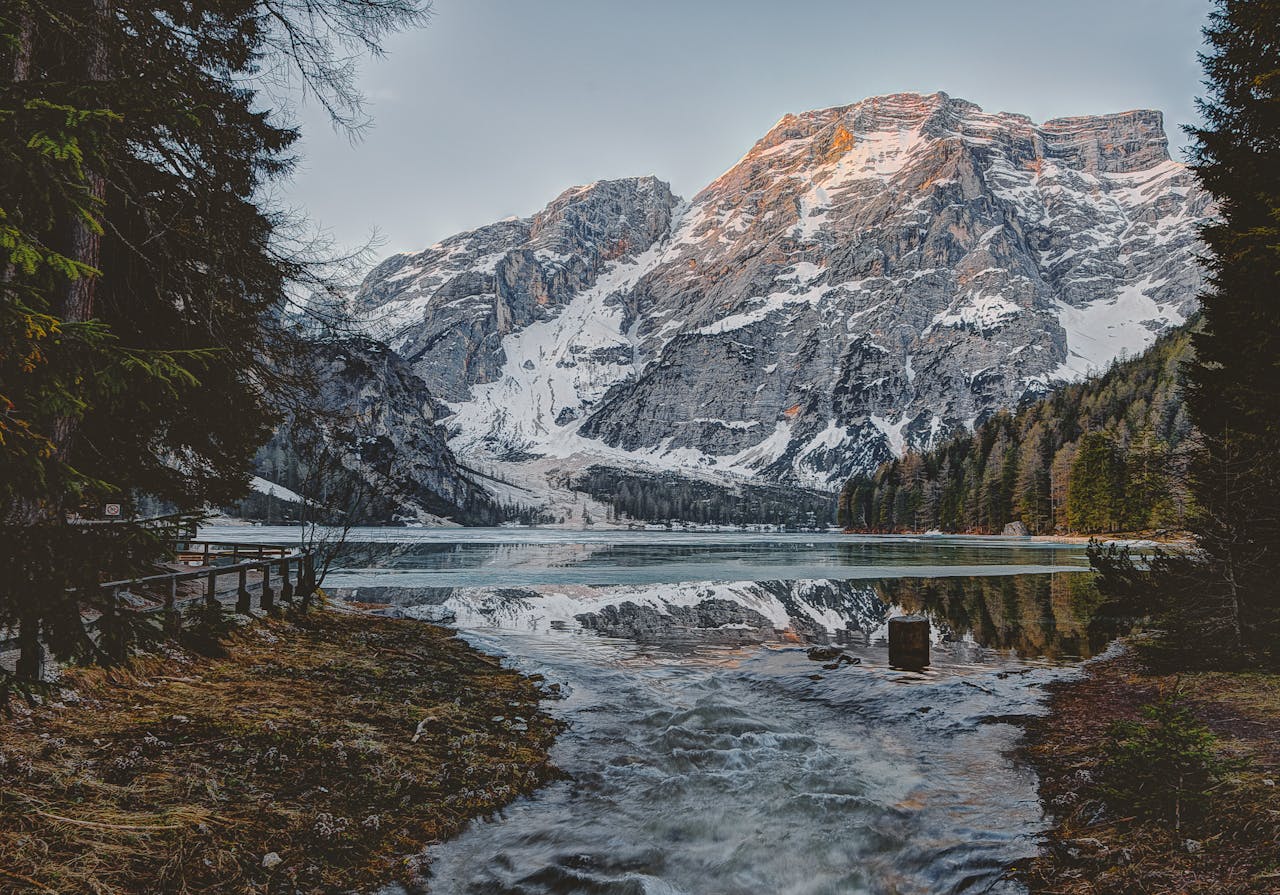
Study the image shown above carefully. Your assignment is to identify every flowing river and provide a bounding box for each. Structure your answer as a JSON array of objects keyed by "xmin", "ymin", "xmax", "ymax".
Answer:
[{"xmin": 201, "ymin": 528, "xmax": 1115, "ymax": 895}]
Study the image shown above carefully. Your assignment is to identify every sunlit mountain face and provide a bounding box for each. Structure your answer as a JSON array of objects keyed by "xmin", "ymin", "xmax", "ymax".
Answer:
[{"xmin": 346, "ymin": 91, "xmax": 1210, "ymax": 514}]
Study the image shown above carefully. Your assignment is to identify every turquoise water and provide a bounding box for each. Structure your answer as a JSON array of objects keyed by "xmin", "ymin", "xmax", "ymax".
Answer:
[{"xmin": 200, "ymin": 527, "xmax": 1089, "ymax": 589}]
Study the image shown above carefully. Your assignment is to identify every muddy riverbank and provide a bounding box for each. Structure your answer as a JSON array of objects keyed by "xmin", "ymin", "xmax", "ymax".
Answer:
[{"xmin": 1021, "ymin": 647, "xmax": 1280, "ymax": 894}]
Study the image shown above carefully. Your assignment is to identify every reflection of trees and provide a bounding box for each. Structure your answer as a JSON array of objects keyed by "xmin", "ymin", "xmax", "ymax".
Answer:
[
  {"xmin": 831, "ymin": 539, "xmax": 1076, "ymax": 569},
  {"xmin": 873, "ymin": 573, "xmax": 1116, "ymax": 659}
]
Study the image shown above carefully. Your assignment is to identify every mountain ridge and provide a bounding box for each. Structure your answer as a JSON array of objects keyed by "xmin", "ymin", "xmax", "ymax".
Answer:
[{"xmin": 347, "ymin": 91, "xmax": 1212, "ymax": 515}]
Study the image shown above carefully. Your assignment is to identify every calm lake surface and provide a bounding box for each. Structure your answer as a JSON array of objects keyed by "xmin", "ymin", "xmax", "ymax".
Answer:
[{"xmin": 201, "ymin": 527, "xmax": 1111, "ymax": 895}]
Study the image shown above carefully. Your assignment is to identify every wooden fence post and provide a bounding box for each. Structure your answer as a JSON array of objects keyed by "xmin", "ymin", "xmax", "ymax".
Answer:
[
  {"xmin": 165, "ymin": 576, "xmax": 181, "ymax": 638},
  {"xmin": 260, "ymin": 562, "xmax": 274, "ymax": 611},
  {"xmin": 15, "ymin": 615, "xmax": 43, "ymax": 683},
  {"xmin": 106, "ymin": 587, "xmax": 125, "ymax": 664},
  {"xmin": 888, "ymin": 615, "xmax": 931, "ymax": 670},
  {"xmin": 236, "ymin": 567, "xmax": 252, "ymax": 614},
  {"xmin": 279, "ymin": 559, "xmax": 294, "ymax": 603},
  {"xmin": 206, "ymin": 569, "xmax": 218, "ymax": 608},
  {"xmin": 299, "ymin": 550, "xmax": 316, "ymax": 610}
]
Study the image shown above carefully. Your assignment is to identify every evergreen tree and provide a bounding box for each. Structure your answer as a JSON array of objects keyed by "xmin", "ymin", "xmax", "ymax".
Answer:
[
  {"xmin": 0, "ymin": 0, "xmax": 427, "ymax": 682},
  {"xmin": 1067, "ymin": 432, "xmax": 1125, "ymax": 532},
  {"xmin": 1049, "ymin": 441, "xmax": 1077, "ymax": 531},
  {"xmin": 1180, "ymin": 0, "xmax": 1280, "ymax": 658},
  {"xmin": 980, "ymin": 428, "xmax": 1013, "ymax": 531},
  {"xmin": 1013, "ymin": 423, "xmax": 1052, "ymax": 533},
  {"xmin": 1124, "ymin": 426, "xmax": 1175, "ymax": 531},
  {"xmin": 840, "ymin": 324, "xmax": 1196, "ymax": 537}
]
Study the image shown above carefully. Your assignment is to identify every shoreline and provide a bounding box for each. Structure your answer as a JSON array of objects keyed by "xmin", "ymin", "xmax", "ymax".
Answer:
[
  {"xmin": 200, "ymin": 517, "xmax": 1190, "ymax": 547},
  {"xmin": 0, "ymin": 610, "xmax": 563, "ymax": 894},
  {"xmin": 1020, "ymin": 644, "xmax": 1280, "ymax": 893}
]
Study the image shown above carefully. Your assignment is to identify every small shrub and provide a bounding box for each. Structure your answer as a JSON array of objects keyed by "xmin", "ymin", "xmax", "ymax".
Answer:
[
  {"xmin": 1098, "ymin": 692, "xmax": 1241, "ymax": 830},
  {"xmin": 94, "ymin": 602, "xmax": 163, "ymax": 665},
  {"xmin": 180, "ymin": 601, "xmax": 238, "ymax": 657}
]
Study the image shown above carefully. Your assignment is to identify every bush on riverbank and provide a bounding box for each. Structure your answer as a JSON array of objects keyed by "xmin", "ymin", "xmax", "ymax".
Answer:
[
  {"xmin": 1098, "ymin": 693, "xmax": 1242, "ymax": 830},
  {"xmin": 0, "ymin": 611, "xmax": 563, "ymax": 894},
  {"xmin": 1022, "ymin": 649, "xmax": 1280, "ymax": 894}
]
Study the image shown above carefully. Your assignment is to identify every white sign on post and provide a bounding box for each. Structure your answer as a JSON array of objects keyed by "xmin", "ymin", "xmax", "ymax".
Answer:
[{"xmin": 104, "ymin": 504, "xmax": 121, "ymax": 517}]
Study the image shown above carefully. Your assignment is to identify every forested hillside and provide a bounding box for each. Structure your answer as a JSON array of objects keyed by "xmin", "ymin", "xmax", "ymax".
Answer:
[
  {"xmin": 839, "ymin": 323, "xmax": 1197, "ymax": 534},
  {"xmin": 572, "ymin": 467, "xmax": 837, "ymax": 528}
]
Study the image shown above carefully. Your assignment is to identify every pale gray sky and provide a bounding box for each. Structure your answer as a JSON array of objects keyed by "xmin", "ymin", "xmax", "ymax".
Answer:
[{"xmin": 282, "ymin": 0, "xmax": 1212, "ymax": 257}]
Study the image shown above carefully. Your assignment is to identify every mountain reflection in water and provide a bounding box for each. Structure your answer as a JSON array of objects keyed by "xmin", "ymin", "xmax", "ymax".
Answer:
[{"xmin": 341, "ymin": 572, "xmax": 1115, "ymax": 662}]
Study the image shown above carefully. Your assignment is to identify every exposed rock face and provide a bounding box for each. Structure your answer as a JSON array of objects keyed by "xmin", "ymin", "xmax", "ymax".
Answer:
[
  {"xmin": 355, "ymin": 92, "xmax": 1212, "ymax": 492},
  {"xmin": 355, "ymin": 177, "xmax": 679, "ymax": 406},
  {"xmin": 311, "ymin": 338, "xmax": 496, "ymax": 519},
  {"xmin": 254, "ymin": 338, "xmax": 499, "ymax": 523}
]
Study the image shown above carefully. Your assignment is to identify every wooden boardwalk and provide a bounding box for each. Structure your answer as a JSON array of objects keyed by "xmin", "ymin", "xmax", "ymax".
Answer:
[{"xmin": 1, "ymin": 516, "xmax": 315, "ymax": 675}]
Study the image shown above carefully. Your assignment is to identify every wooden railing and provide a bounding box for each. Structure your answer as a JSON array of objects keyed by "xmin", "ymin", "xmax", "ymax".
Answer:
[
  {"xmin": 0, "ymin": 538, "xmax": 316, "ymax": 657},
  {"xmin": 1, "ymin": 518, "xmax": 318, "ymax": 677},
  {"xmin": 101, "ymin": 539, "xmax": 316, "ymax": 635},
  {"xmin": 69, "ymin": 511, "xmax": 201, "ymax": 540}
]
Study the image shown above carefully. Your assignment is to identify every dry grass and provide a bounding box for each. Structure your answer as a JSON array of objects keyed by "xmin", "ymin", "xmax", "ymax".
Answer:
[
  {"xmin": 0, "ymin": 611, "xmax": 563, "ymax": 894},
  {"xmin": 1021, "ymin": 649, "xmax": 1280, "ymax": 894}
]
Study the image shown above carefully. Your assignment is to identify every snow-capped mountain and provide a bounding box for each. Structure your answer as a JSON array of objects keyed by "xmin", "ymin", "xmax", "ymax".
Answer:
[{"xmin": 354, "ymin": 92, "xmax": 1211, "ymax": 493}]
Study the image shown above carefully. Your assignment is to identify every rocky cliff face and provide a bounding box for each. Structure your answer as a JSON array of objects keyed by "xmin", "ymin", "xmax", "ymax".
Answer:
[
  {"xmin": 354, "ymin": 92, "xmax": 1212, "ymax": 493},
  {"xmin": 251, "ymin": 338, "xmax": 506, "ymax": 524},
  {"xmin": 356, "ymin": 177, "xmax": 679, "ymax": 405},
  {"xmin": 307, "ymin": 338, "xmax": 494, "ymax": 520}
]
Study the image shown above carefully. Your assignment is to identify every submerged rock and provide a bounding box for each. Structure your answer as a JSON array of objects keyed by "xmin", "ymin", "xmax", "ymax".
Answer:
[
  {"xmin": 406, "ymin": 605, "xmax": 457, "ymax": 625},
  {"xmin": 822, "ymin": 654, "xmax": 861, "ymax": 670}
]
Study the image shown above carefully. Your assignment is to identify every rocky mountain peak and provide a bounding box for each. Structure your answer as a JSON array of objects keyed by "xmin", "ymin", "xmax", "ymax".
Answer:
[
  {"xmin": 1039, "ymin": 109, "xmax": 1170, "ymax": 173},
  {"xmin": 530, "ymin": 176, "xmax": 678, "ymax": 259},
  {"xmin": 709, "ymin": 93, "xmax": 1173, "ymax": 205},
  {"xmin": 352, "ymin": 91, "xmax": 1213, "ymax": 500}
]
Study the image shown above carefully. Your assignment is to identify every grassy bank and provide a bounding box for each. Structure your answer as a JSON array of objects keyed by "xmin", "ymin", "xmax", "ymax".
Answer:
[
  {"xmin": 0, "ymin": 611, "xmax": 563, "ymax": 894},
  {"xmin": 1022, "ymin": 648, "xmax": 1280, "ymax": 893}
]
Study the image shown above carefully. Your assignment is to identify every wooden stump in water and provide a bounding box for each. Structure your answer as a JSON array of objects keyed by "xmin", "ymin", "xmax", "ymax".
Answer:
[{"xmin": 888, "ymin": 615, "xmax": 930, "ymax": 670}]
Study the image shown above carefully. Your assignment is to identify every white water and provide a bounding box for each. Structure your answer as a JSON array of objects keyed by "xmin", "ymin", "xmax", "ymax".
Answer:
[
  {"xmin": 405, "ymin": 629, "xmax": 1069, "ymax": 895},
  {"xmin": 201, "ymin": 528, "xmax": 1101, "ymax": 894}
]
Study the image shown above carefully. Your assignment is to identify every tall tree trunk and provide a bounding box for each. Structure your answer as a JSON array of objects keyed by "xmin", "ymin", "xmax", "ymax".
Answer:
[
  {"xmin": 46, "ymin": 0, "xmax": 111, "ymax": 468},
  {"xmin": 2, "ymin": 11, "xmax": 33, "ymax": 288},
  {"xmin": 14, "ymin": 616, "xmax": 42, "ymax": 682},
  {"xmin": 4, "ymin": 11, "xmax": 41, "ymax": 677},
  {"xmin": 57, "ymin": 0, "xmax": 110, "ymax": 326},
  {"xmin": 13, "ymin": 1, "xmax": 112, "ymax": 679},
  {"xmin": 9, "ymin": 9, "xmax": 33, "ymax": 83}
]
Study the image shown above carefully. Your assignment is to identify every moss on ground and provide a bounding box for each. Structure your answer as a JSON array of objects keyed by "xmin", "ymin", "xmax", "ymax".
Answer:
[
  {"xmin": 0, "ymin": 611, "xmax": 563, "ymax": 894},
  {"xmin": 1021, "ymin": 648, "xmax": 1280, "ymax": 894}
]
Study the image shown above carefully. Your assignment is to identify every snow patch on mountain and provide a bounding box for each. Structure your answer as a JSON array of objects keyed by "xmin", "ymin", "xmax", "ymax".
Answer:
[
  {"xmin": 351, "ymin": 92, "xmax": 1212, "ymax": 502},
  {"xmin": 1050, "ymin": 278, "xmax": 1188, "ymax": 380}
]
